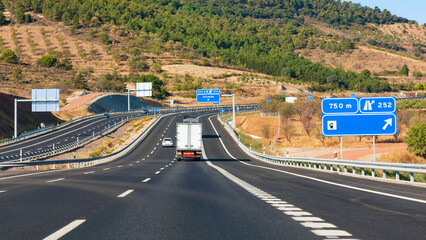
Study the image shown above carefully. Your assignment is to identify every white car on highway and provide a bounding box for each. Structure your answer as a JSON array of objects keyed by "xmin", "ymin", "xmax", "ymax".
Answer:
[{"xmin": 162, "ymin": 138, "xmax": 173, "ymax": 147}]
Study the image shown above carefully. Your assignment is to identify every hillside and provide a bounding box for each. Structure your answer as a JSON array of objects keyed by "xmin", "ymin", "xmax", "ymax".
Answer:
[{"xmin": 0, "ymin": 0, "xmax": 425, "ymax": 101}]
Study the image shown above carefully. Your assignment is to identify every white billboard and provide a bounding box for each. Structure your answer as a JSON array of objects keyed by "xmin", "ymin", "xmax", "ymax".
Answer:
[
  {"xmin": 32, "ymin": 89, "xmax": 59, "ymax": 112},
  {"xmin": 136, "ymin": 82, "xmax": 152, "ymax": 97}
]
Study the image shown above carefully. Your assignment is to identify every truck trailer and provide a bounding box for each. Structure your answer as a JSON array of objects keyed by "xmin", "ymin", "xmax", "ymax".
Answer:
[{"xmin": 176, "ymin": 118, "xmax": 202, "ymax": 161}]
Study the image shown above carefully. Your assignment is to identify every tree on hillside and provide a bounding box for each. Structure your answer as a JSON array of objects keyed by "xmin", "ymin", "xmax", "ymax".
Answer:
[
  {"xmin": 399, "ymin": 64, "xmax": 409, "ymax": 76},
  {"xmin": 0, "ymin": 11, "xmax": 5, "ymax": 24},
  {"xmin": 0, "ymin": 49, "xmax": 19, "ymax": 63},
  {"xmin": 37, "ymin": 55, "xmax": 57, "ymax": 67},
  {"xmin": 404, "ymin": 123, "xmax": 426, "ymax": 157}
]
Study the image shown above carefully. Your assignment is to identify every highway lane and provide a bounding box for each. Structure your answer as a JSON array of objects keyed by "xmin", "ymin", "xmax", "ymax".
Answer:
[
  {"xmin": 0, "ymin": 112, "xmax": 147, "ymax": 162},
  {"xmin": 0, "ymin": 110, "xmax": 424, "ymax": 239},
  {"xmin": 202, "ymin": 114, "xmax": 426, "ymax": 240}
]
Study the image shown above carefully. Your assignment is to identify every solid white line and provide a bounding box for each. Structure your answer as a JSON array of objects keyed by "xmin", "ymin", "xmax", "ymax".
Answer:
[
  {"xmin": 46, "ymin": 178, "xmax": 65, "ymax": 183},
  {"xmin": 208, "ymin": 116, "xmax": 426, "ymax": 204},
  {"xmin": 155, "ymin": 171, "xmax": 160, "ymax": 175},
  {"xmin": 43, "ymin": 219, "xmax": 86, "ymax": 240},
  {"xmin": 117, "ymin": 189, "xmax": 134, "ymax": 198},
  {"xmin": 142, "ymin": 178, "xmax": 151, "ymax": 183},
  {"xmin": 84, "ymin": 171, "xmax": 95, "ymax": 175}
]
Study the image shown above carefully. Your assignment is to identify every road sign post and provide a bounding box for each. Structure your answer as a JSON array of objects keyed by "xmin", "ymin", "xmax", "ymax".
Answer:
[{"xmin": 321, "ymin": 97, "xmax": 396, "ymax": 162}]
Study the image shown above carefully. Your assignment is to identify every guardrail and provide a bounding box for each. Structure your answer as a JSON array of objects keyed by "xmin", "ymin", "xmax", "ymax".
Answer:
[
  {"xmin": 0, "ymin": 105, "xmax": 258, "ymax": 167},
  {"xmin": 218, "ymin": 116, "xmax": 426, "ymax": 183}
]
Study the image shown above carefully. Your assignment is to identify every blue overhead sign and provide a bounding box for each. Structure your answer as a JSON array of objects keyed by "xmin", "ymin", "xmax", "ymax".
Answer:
[
  {"xmin": 359, "ymin": 97, "xmax": 396, "ymax": 114},
  {"xmin": 321, "ymin": 97, "xmax": 396, "ymax": 137},
  {"xmin": 350, "ymin": 94, "xmax": 356, "ymax": 98},
  {"xmin": 196, "ymin": 89, "xmax": 220, "ymax": 104},
  {"xmin": 321, "ymin": 98, "xmax": 358, "ymax": 115},
  {"xmin": 322, "ymin": 114, "xmax": 396, "ymax": 136}
]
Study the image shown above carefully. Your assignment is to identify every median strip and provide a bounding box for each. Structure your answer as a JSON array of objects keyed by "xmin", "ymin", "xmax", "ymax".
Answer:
[{"xmin": 43, "ymin": 219, "xmax": 86, "ymax": 240}]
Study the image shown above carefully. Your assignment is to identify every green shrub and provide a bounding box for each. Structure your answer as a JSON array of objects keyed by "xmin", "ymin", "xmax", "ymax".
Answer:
[
  {"xmin": 404, "ymin": 123, "xmax": 426, "ymax": 157},
  {"xmin": 0, "ymin": 49, "xmax": 18, "ymax": 63},
  {"xmin": 37, "ymin": 55, "xmax": 57, "ymax": 67}
]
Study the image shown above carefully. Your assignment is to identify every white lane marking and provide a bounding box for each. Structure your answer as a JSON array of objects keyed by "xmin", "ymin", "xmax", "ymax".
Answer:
[
  {"xmin": 208, "ymin": 116, "xmax": 426, "ymax": 204},
  {"xmin": 160, "ymin": 168, "xmax": 164, "ymax": 170},
  {"xmin": 117, "ymin": 189, "xmax": 134, "ymax": 198},
  {"xmin": 150, "ymin": 150, "xmax": 154, "ymax": 154},
  {"xmin": 43, "ymin": 219, "xmax": 86, "ymax": 240},
  {"xmin": 118, "ymin": 165, "xmax": 123, "ymax": 168},
  {"xmin": 129, "ymin": 164, "xmax": 133, "ymax": 166},
  {"xmin": 46, "ymin": 178, "xmax": 65, "ymax": 183},
  {"xmin": 64, "ymin": 139, "xmax": 68, "ymax": 142},
  {"xmin": 293, "ymin": 217, "xmax": 324, "ymax": 222},
  {"xmin": 84, "ymin": 171, "xmax": 95, "ymax": 175},
  {"xmin": 142, "ymin": 158, "xmax": 146, "ymax": 161},
  {"xmin": 103, "ymin": 168, "xmax": 110, "ymax": 171},
  {"xmin": 142, "ymin": 178, "xmax": 151, "ymax": 183},
  {"xmin": 146, "ymin": 155, "xmax": 150, "ymax": 158},
  {"xmin": 157, "ymin": 142, "xmax": 159, "ymax": 146},
  {"xmin": 136, "ymin": 161, "xmax": 140, "ymax": 163},
  {"xmin": 37, "ymin": 148, "xmax": 42, "ymax": 151},
  {"xmin": 301, "ymin": 222, "xmax": 337, "ymax": 229},
  {"xmin": 155, "ymin": 171, "xmax": 160, "ymax": 175},
  {"xmin": 0, "ymin": 190, "xmax": 7, "ymax": 193},
  {"xmin": 311, "ymin": 230, "xmax": 352, "ymax": 237},
  {"xmin": 205, "ymin": 117, "xmax": 355, "ymax": 239}
]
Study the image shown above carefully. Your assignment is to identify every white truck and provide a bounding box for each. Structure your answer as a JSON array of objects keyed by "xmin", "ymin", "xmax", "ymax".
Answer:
[{"xmin": 176, "ymin": 117, "xmax": 202, "ymax": 161}]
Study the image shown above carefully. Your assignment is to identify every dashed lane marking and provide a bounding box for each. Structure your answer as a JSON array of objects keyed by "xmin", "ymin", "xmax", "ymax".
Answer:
[
  {"xmin": 84, "ymin": 171, "xmax": 95, "ymax": 175},
  {"xmin": 160, "ymin": 168, "xmax": 164, "ymax": 170},
  {"xmin": 103, "ymin": 168, "xmax": 110, "ymax": 171},
  {"xmin": 43, "ymin": 219, "xmax": 86, "ymax": 240},
  {"xmin": 46, "ymin": 178, "xmax": 65, "ymax": 183},
  {"xmin": 0, "ymin": 190, "xmax": 7, "ymax": 193},
  {"xmin": 142, "ymin": 178, "xmax": 151, "ymax": 183},
  {"xmin": 117, "ymin": 189, "xmax": 134, "ymax": 198},
  {"xmin": 206, "ymin": 116, "xmax": 356, "ymax": 239},
  {"xmin": 155, "ymin": 171, "xmax": 160, "ymax": 175},
  {"xmin": 129, "ymin": 164, "xmax": 133, "ymax": 166},
  {"xmin": 136, "ymin": 161, "xmax": 140, "ymax": 163},
  {"xmin": 118, "ymin": 165, "xmax": 123, "ymax": 168}
]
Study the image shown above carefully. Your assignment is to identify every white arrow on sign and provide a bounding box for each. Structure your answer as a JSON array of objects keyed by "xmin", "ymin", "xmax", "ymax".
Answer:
[{"xmin": 382, "ymin": 118, "xmax": 392, "ymax": 130}]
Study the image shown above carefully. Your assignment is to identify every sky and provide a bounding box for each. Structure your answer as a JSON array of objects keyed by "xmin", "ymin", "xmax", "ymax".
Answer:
[{"xmin": 352, "ymin": 0, "xmax": 426, "ymax": 25}]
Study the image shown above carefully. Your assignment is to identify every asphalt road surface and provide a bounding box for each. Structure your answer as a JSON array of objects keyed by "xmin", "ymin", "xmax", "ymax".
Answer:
[{"xmin": 0, "ymin": 112, "xmax": 424, "ymax": 240}]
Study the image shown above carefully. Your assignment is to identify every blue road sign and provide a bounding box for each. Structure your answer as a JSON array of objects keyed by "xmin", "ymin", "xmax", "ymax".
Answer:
[
  {"xmin": 220, "ymin": 108, "xmax": 225, "ymax": 114},
  {"xmin": 153, "ymin": 107, "xmax": 157, "ymax": 113},
  {"xmin": 307, "ymin": 94, "xmax": 313, "ymax": 100},
  {"xmin": 196, "ymin": 89, "xmax": 220, "ymax": 103},
  {"xmin": 227, "ymin": 118, "xmax": 231, "ymax": 122},
  {"xmin": 359, "ymin": 97, "xmax": 396, "ymax": 114},
  {"xmin": 236, "ymin": 106, "xmax": 240, "ymax": 111},
  {"xmin": 350, "ymin": 94, "xmax": 356, "ymax": 98},
  {"xmin": 321, "ymin": 98, "xmax": 358, "ymax": 115},
  {"xmin": 266, "ymin": 99, "xmax": 272, "ymax": 101},
  {"xmin": 322, "ymin": 114, "xmax": 396, "ymax": 136}
]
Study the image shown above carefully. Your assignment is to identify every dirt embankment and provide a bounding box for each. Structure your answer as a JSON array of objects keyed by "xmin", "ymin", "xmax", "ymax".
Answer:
[{"xmin": 0, "ymin": 91, "xmax": 63, "ymax": 140}]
